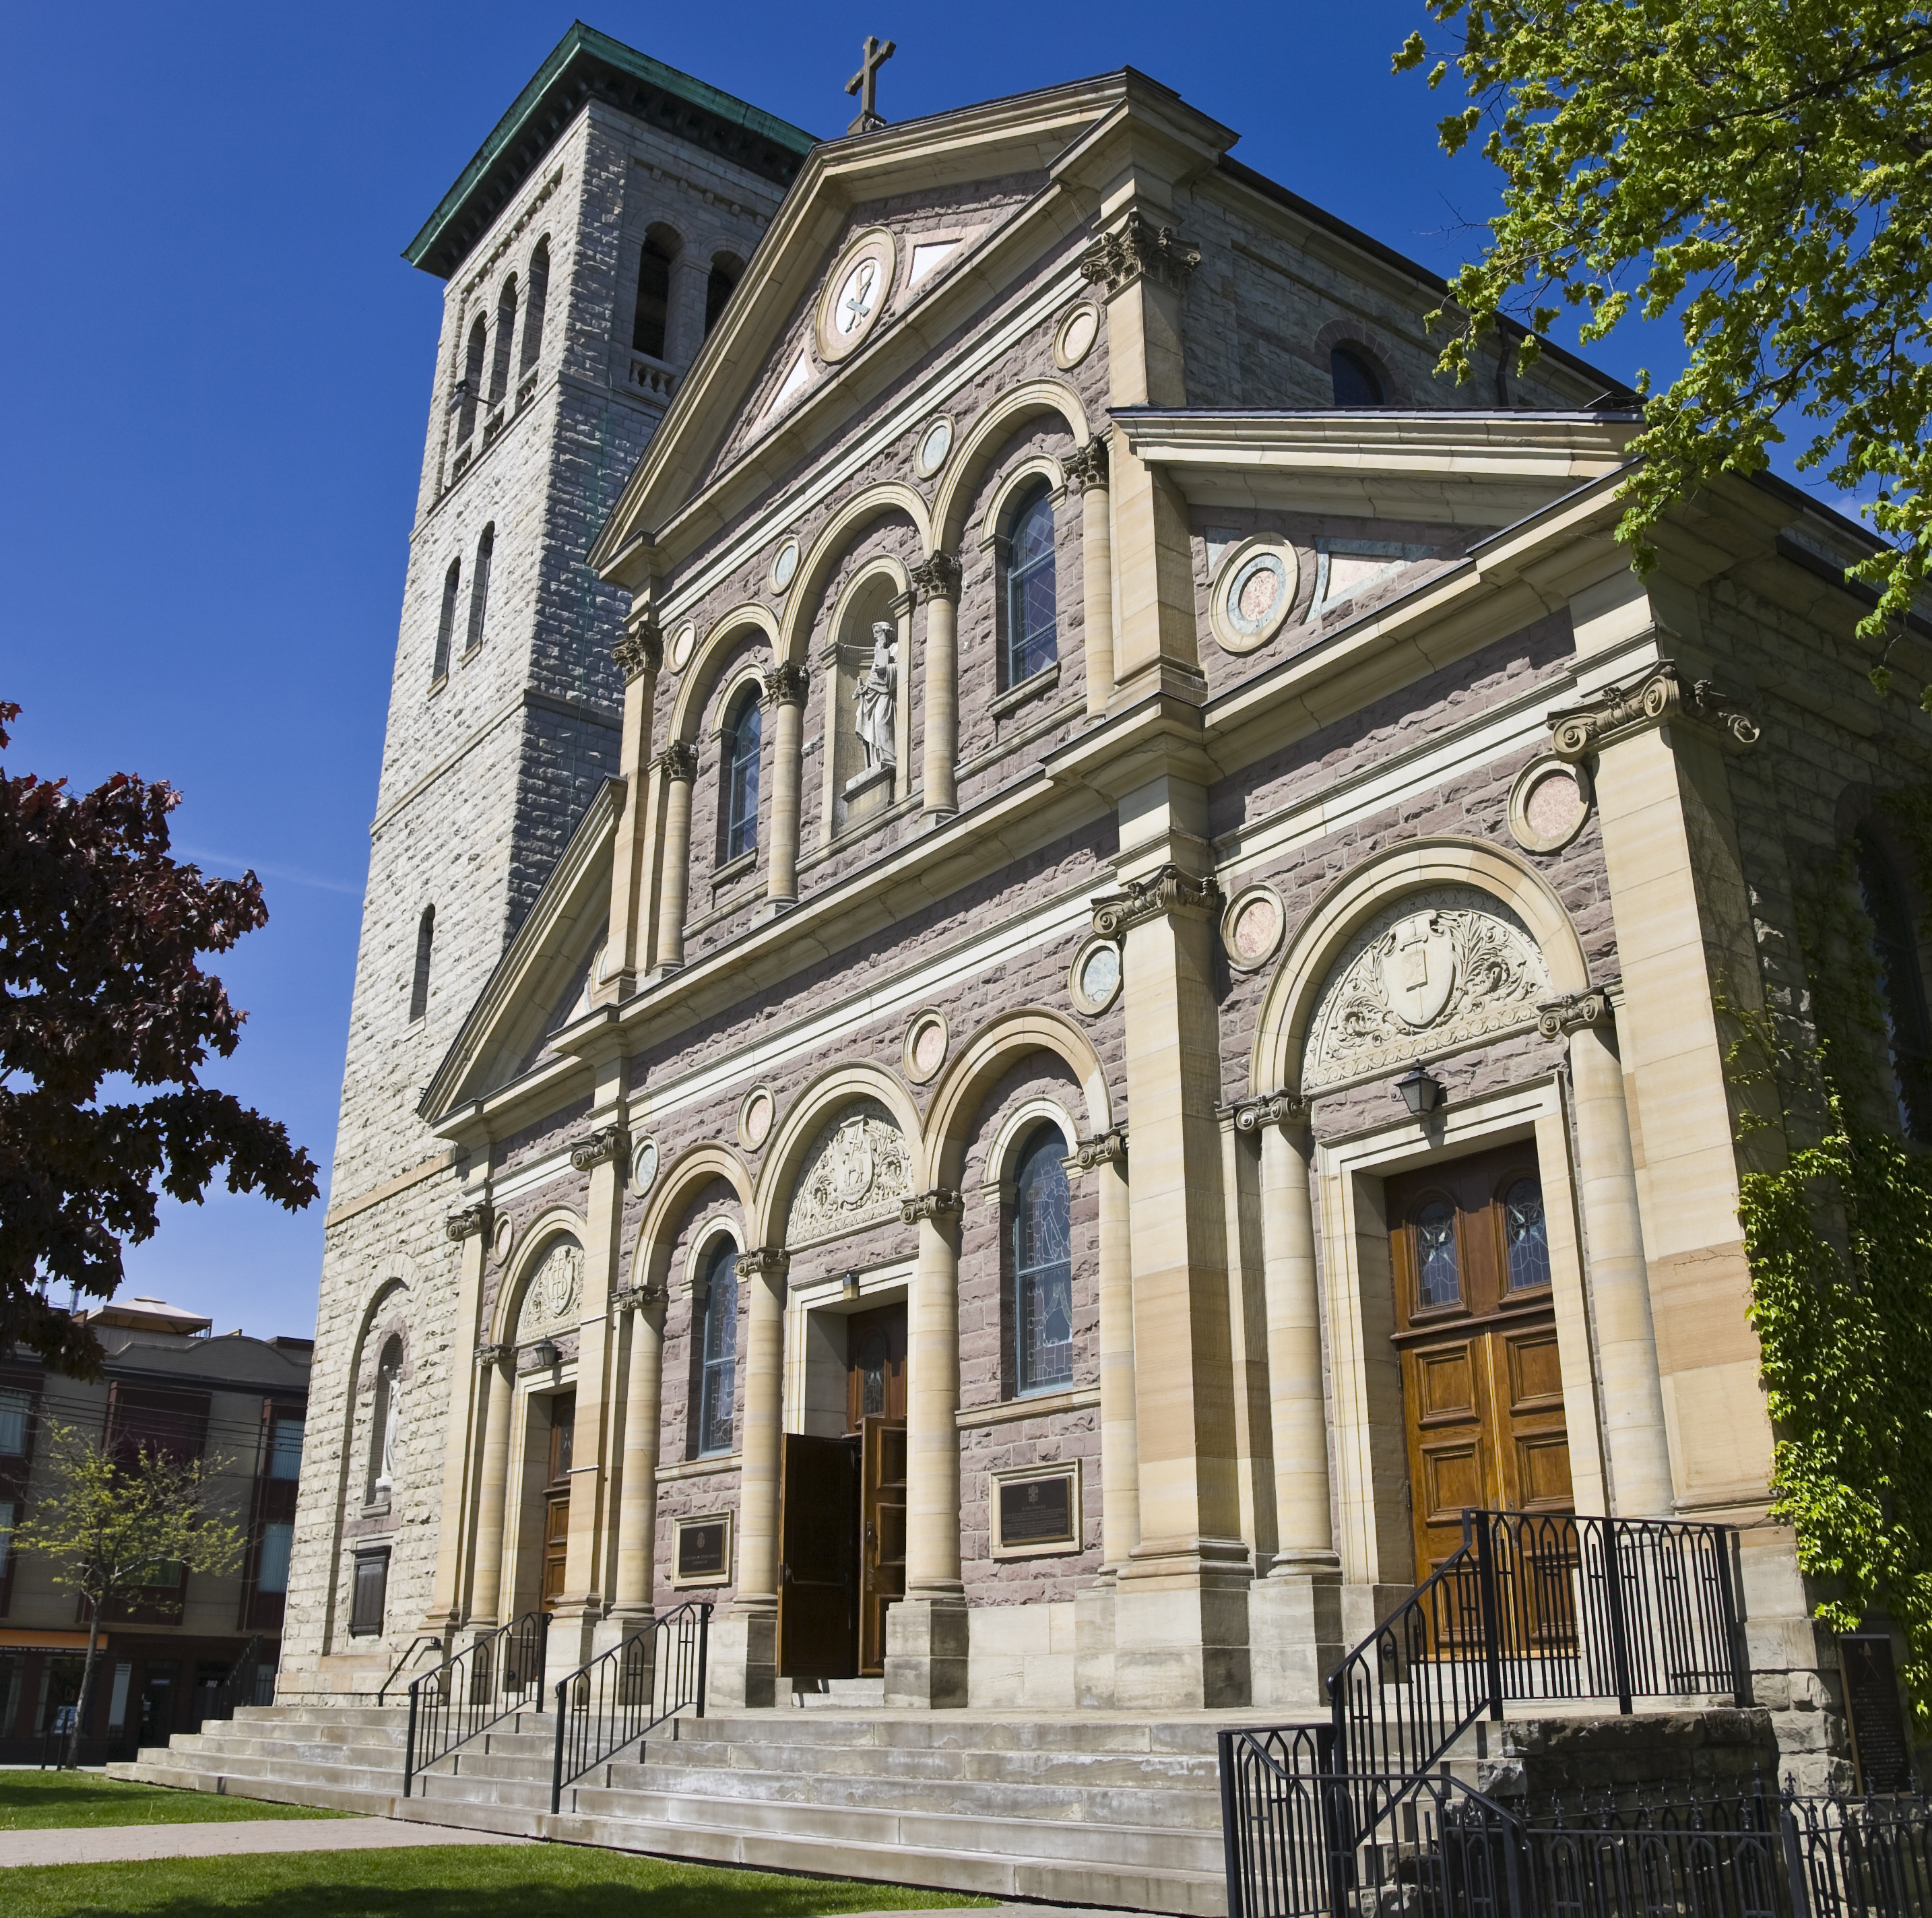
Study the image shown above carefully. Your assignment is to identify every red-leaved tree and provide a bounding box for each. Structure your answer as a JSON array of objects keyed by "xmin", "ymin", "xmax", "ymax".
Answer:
[{"xmin": 0, "ymin": 702, "xmax": 319, "ymax": 1375}]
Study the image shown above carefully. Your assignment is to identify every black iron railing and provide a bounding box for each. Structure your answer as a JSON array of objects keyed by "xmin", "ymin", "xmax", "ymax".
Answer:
[
  {"xmin": 199, "ymin": 1635, "xmax": 267, "ymax": 1726},
  {"xmin": 550, "ymin": 1600, "xmax": 710, "ymax": 1814},
  {"xmin": 402, "ymin": 1610, "xmax": 546, "ymax": 1797},
  {"xmin": 377, "ymin": 1634, "xmax": 443, "ymax": 1704}
]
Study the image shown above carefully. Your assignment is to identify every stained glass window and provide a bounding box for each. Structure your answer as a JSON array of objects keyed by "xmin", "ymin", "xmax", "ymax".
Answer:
[
  {"xmin": 698, "ymin": 1241, "xmax": 738, "ymax": 1456},
  {"xmin": 1415, "ymin": 1200, "xmax": 1460, "ymax": 1308},
  {"xmin": 1504, "ymin": 1178, "xmax": 1550, "ymax": 1291},
  {"xmin": 1014, "ymin": 1128, "xmax": 1073, "ymax": 1394},
  {"xmin": 1004, "ymin": 485, "xmax": 1058, "ymax": 689},
  {"xmin": 723, "ymin": 687, "xmax": 762, "ymax": 862}
]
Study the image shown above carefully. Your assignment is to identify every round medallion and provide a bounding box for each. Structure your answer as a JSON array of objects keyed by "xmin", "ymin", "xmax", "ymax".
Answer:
[
  {"xmin": 1222, "ymin": 885, "xmax": 1287, "ymax": 972},
  {"xmin": 739, "ymin": 1085, "xmax": 775, "ymax": 1151},
  {"xmin": 492, "ymin": 1212, "xmax": 514, "ymax": 1267},
  {"xmin": 914, "ymin": 415, "xmax": 954, "ymax": 479},
  {"xmin": 668, "ymin": 624, "xmax": 696, "ymax": 672},
  {"xmin": 631, "ymin": 1137, "xmax": 659, "ymax": 1193},
  {"xmin": 1508, "ymin": 756, "xmax": 1593, "ymax": 854},
  {"xmin": 816, "ymin": 227, "xmax": 898, "ymax": 365},
  {"xmin": 770, "ymin": 538, "xmax": 800, "ymax": 595},
  {"xmin": 1054, "ymin": 302, "xmax": 1101, "ymax": 370},
  {"xmin": 1209, "ymin": 537, "xmax": 1300, "ymax": 654},
  {"xmin": 1069, "ymin": 937, "xmax": 1122, "ymax": 1016},
  {"xmin": 903, "ymin": 1009, "xmax": 949, "ymax": 1084}
]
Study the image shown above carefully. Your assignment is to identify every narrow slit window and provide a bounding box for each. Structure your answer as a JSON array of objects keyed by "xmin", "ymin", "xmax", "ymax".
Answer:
[
  {"xmin": 488, "ymin": 277, "xmax": 517, "ymax": 404},
  {"xmin": 721, "ymin": 686, "xmax": 761, "ymax": 863},
  {"xmin": 633, "ymin": 231, "xmax": 675, "ymax": 359},
  {"xmin": 458, "ymin": 316, "xmax": 487, "ymax": 441},
  {"xmin": 465, "ymin": 524, "xmax": 493, "ymax": 652},
  {"xmin": 697, "ymin": 1241, "xmax": 739, "ymax": 1457},
  {"xmin": 1013, "ymin": 1127, "xmax": 1073, "ymax": 1395},
  {"xmin": 1004, "ymin": 483, "xmax": 1058, "ymax": 689},
  {"xmin": 432, "ymin": 560, "xmax": 459, "ymax": 681},
  {"xmin": 520, "ymin": 241, "xmax": 549, "ymax": 373},
  {"xmin": 409, "ymin": 906, "xmax": 434, "ymax": 1022},
  {"xmin": 705, "ymin": 255, "xmax": 743, "ymax": 338}
]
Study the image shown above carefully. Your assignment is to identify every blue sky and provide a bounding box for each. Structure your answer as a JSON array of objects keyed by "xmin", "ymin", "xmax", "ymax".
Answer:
[{"xmin": 0, "ymin": 3, "xmax": 1846, "ymax": 1341}]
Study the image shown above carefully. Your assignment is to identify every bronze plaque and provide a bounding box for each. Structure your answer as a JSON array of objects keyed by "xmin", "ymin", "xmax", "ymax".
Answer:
[
  {"xmin": 675, "ymin": 1518, "xmax": 730, "ymax": 1583},
  {"xmin": 1841, "ymin": 1632, "xmax": 1913, "ymax": 1793},
  {"xmin": 998, "ymin": 1473, "xmax": 1075, "ymax": 1549}
]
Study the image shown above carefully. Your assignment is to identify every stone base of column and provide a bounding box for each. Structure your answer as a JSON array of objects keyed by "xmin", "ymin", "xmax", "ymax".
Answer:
[
  {"xmin": 542, "ymin": 1601, "xmax": 600, "ymax": 1695},
  {"xmin": 1342, "ymin": 1582, "xmax": 1415, "ymax": 1651},
  {"xmin": 595, "ymin": 1606, "xmax": 653, "ymax": 1659},
  {"xmin": 1112, "ymin": 1543, "xmax": 1253, "ymax": 1711},
  {"xmin": 706, "ymin": 1600, "xmax": 778, "ymax": 1710},
  {"xmin": 883, "ymin": 1595, "xmax": 969, "ymax": 1708},
  {"xmin": 1250, "ymin": 1565, "xmax": 1344, "ymax": 1711},
  {"xmin": 1074, "ymin": 1573, "xmax": 1118, "ymax": 1708}
]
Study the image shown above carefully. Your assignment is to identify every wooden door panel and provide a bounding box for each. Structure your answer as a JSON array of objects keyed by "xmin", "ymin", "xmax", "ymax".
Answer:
[
  {"xmin": 1514, "ymin": 1432, "xmax": 1574, "ymax": 1510},
  {"xmin": 858, "ymin": 1415, "xmax": 907, "ymax": 1676},
  {"xmin": 542, "ymin": 1492, "xmax": 570, "ymax": 1611},
  {"xmin": 1502, "ymin": 1328, "xmax": 1564, "ymax": 1413},
  {"xmin": 777, "ymin": 1433, "xmax": 857, "ymax": 1680},
  {"xmin": 1415, "ymin": 1343, "xmax": 1480, "ymax": 1424},
  {"xmin": 846, "ymin": 1306, "xmax": 907, "ymax": 1431}
]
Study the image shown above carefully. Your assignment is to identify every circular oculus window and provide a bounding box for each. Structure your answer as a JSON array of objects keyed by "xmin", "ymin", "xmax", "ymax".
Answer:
[
  {"xmin": 1508, "ymin": 756, "xmax": 1593, "ymax": 854},
  {"xmin": 1069, "ymin": 937, "xmax": 1122, "ymax": 1016},
  {"xmin": 738, "ymin": 1085, "xmax": 775, "ymax": 1151},
  {"xmin": 913, "ymin": 415, "xmax": 954, "ymax": 478},
  {"xmin": 1054, "ymin": 302, "xmax": 1101, "ymax": 370},
  {"xmin": 816, "ymin": 228, "xmax": 898, "ymax": 364},
  {"xmin": 1209, "ymin": 538, "xmax": 1301, "ymax": 654},
  {"xmin": 631, "ymin": 1136, "xmax": 659, "ymax": 1194},
  {"xmin": 903, "ymin": 1008, "xmax": 950, "ymax": 1084},
  {"xmin": 769, "ymin": 538, "xmax": 800, "ymax": 594},
  {"xmin": 668, "ymin": 624, "xmax": 696, "ymax": 673},
  {"xmin": 1222, "ymin": 885, "xmax": 1287, "ymax": 972}
]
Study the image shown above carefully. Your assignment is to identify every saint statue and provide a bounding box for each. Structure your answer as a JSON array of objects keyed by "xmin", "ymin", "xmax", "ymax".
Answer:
[{"xmin": 854, "ymin": 620, "xmax": 897, "ymax": 772}]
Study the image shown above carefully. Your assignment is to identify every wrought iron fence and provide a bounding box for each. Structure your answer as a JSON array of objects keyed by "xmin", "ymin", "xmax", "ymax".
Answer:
[
  {"xmin": 550, "ymin": 1600, "xmax": 710, "ymax": 1813},
  {"xmin": 401, "ymin": 1610, "xmax": 546, "ymax": 1797}
]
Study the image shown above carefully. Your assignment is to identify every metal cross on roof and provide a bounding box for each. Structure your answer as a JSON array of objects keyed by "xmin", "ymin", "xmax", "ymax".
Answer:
[{"xmin": 845, "ymin": 35, "xmax": 895, "ymax": 135}]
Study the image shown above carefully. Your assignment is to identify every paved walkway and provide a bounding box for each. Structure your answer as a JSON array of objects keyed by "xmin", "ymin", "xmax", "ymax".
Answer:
[{"xmin": 0, "ymin": 1816, "xmax": 532, "ymax": 1869}]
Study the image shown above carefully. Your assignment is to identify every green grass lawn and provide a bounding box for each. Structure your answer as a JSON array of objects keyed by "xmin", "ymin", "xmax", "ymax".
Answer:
[
  {"xmin": 1, "ymin": 1842, "xmax": 997, "ymax": 1916},
  {"xmin": 0, "ymin": 1772, "xmax": 346, "ymax": 1831}
]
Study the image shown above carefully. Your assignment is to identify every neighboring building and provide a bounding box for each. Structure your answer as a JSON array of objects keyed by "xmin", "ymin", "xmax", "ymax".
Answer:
[
  {"xmin": 0, "ymin": 1298, "xmax": 311, "ymax": 1762},
  {"xmin": 272, "ymin": 27, "xmax": 1923, "ymax": 1793}
]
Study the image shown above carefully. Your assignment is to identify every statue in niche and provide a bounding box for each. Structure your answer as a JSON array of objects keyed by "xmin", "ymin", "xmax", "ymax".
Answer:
[{"xmin": 853, "ymin": 620, "xmax": 897, "ymax": 773}]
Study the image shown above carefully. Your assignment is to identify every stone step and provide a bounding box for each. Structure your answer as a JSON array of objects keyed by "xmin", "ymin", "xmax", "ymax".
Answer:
[{"xmin": 671, "ymin": 1710, "xmax": 1250, "ymax": 1755}]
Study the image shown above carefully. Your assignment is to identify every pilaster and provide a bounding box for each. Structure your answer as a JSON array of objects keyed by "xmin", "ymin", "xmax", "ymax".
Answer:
[
  {"xmin": 425, "ymin": 1203, "xmax": 492, "ymax": 1632},
  {"xmin": 599, "ymin": 618, "xmax": 662, "ymax": 1003},
  {"xmin": 715, "ymin": 1244, "xmax": 787, "ymax": 1710}
]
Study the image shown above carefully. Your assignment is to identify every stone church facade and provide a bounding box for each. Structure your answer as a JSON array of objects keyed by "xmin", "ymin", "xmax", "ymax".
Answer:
[{"xmin": 279, "ymin": 26, "xmax": 1917, "ymax": 1763}]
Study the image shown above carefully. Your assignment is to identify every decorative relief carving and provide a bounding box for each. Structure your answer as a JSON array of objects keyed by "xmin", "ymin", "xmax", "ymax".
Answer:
[
  {"xmin": 786, "ymin": 1104, "xmax": 915, "ymax": 1245},
  {"xmin": 1231, "ymin": 1092, "xmax": 1310, "ymax": 1133},
  {"xmin": 446, "ymin": 1203, "xmax": 491, "ymax": 1242},
  {"xmin": 1537, "ymin": 990, "xmax": 1613, "ymax": 1040},
  {"xmin": 613, "ymin": 623, "xmax": 663, "ymax": 680},
  {"xmin": 1070, "ymin": 1128, "xmax": 1128, "ymax": 1170},
  {"xmin": 1548, "ymin": 659, "xmax": 1760, "ymax": 761},
  {"xmin": 1301, "ymin": 888, "xmax": 1552, "ymax": 1092},
  {"xmin": 736, "ymin": 1246, "xmax": 791, "ymax": 1281},
  {"xmin": 475, "ymin": 1341, "xmax": 511, "ymax": 1368},
  {"xmin": 1080, "ymin": 212, "xmax": 1201, "ymax": 297},
  {"xmin": 658, "ymin": 740, "xmax": 699, "ymax": 782},
  {"xmin": 612, "ymin": 1280, "xmax": 668, "ymax": 1313},
  {"xmin": 515, "ymin": 1238, "xmax": 584, "ymax": 1341},
  {"xmin": 1091, "ymin": 865, "xmax": 1223, "ymax": 938},
  {"xmin": 900, "ymin": 1186, "xmax": 963, "ymax": 1224},
  {"xmin": 1063, "ymin": 440, "xmax": 1109, "ymax": 491},
  {"xmin": 569, "ymin": 1125, "xmax": 629, "ymax": 1172},
  {"xmin": 909, "ymin": 551, "xmax": 962, "ymax": 602},
  {"xmin": 762, "ymin": 660, "xmax": 809, "ymax": 707}
]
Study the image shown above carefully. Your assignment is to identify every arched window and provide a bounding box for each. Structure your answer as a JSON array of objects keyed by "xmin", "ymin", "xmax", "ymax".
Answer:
[
  {"xmin": 1413, "ymin": 1199, "xmax": 1460, "ymax": 1308},
  {"xmin": 721, "ymin": 684, "xmax": 761, "ymax": 862},
  {"xmin": 696, "ymin": 1240, "xmax": 739, "ymax": 1457},
  {"xmin": 432, "ymin": 559, "xmax": 460, "ymax": 682},
  {"xmin": 1856, "ymin": 829, "xmax": 1932, "ymax": 1141},
  {"xmin": 458, "ymin": 315, "xmax": 488, "ymax": 441},
  {"xmin": 1330, "ymin": 345, "xmax": 1386, "ymax": 408},
  {"xmin": 465, "ymin": 524, "xmax": 494, "ymax": 653},
  {"xmin": 1012, "ymin": 1127, "xmax": 1073, "ymax": 1395},
  {"xmin": 409, "ymin": 905, "xmax": 434, "ymax": 1022},
  {"xmin": 633, "ymin": 228, "xmax": 676, "ymax": 360},
  {"xmin": 520, "ymin": 241, "xmax": 549, "ymax": 373},
  {"xmin": 705, "ymin": 254, "xmax": 744, "ymax": 337},
  {"xmin": 1003, "ymin": 482, "xmax": 1058, "ymax": 689},
  {"xmin": 1502, "ymin": 1177, "xmax": 1550, "ymax": 1292},
  {"xmin": 488, "ymin": 277, "xmax": 517, "ymax": 404},
  {"xmin": 367, "ymin": 1337, "xmax": 402, "ymax": 1504}
]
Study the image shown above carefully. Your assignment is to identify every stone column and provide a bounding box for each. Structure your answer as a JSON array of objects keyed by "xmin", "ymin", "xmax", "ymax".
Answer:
[
  {"xmin": 1240, "ymin": 1095, "xmax": 1343, "ymax": 1708},
  {"xmin": 886, "ymin": 1188, "xmax": 968, "ymax": 1708},
  {"xmin": 710, "ymin": 1245, "xmax": 787, "ymax": 1708},
  {"xmin": 763, "ymin": 663, "xmax": 809, "ymax": 905},
  {"xmin": 1064, "ymin": 440, "xmax": 1114, "ymax": 717},
  {"xmin": 424, "ymin": 1203, "xmax": 492, "ymax": 1633},
  {"xmin": 1538, "ymin": 990, "xmax": 1676, "ymax": 1518},
  {"xmin": 600, "ymin": 620, "xmax": 662, "ymax": 1003},
  {"xmin": 608, "ymin": 1275, "xmax": 669, "ymax": 1627},
  {"xmin": 468, "ymin": 1347, "xmax": 515, "ymax": 1627},
  {"xmin": 1098, "ymin": 862, "xmax": 1252, "ymax": 1708},
  {"xmin": 653, "ymin": 741, "xmax": 698, "ymax": 974},
  {"xmin": 665, "ymin": 248, "xmax": 709, "ymax": 370},
  {"xmin": 911, "ymin": 554, "xmax": 961, "ymax": 821}
]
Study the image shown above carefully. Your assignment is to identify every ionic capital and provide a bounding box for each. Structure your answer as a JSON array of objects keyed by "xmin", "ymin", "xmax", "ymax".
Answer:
[
  {"xmin": 1547, "ymin": 660, "xmax": 1759, "ymax": 761},
  {"xmin": 1091, "ymin": 864, "xmax": 1223, "ymax": 938},
  {"xmin": 612, "ymin": 1280, "xmax": 668, "ymax": 1313},
  {"xmin": 1537, "ymin": 990, "xmax": 1613, "ymax": 1040},
  {"xmin": 569, "ymin": 1125, "xmax": 629, "ymax": 1173},
  {"xmin": 446, "ymin": 1203, "xmax": 492, "ymax": 1242},
  {"xmin": 475, "ymin": 1341, "xmax": 511, "ymax": 1369},
  {"xmin": 762, "ymin": 661, "xmax": 810, "ymax": 707},
  {"xmin": 1063, "ymin": 439, "xmax": 1110, "ymax": 492},
  {"xmin": 657, "ymin": 740, "xmax": 699, "ymax": 783},
  {"xmin": 1069, "ymin": 1127, "xmax": 1127, "ymax": 1171},
  {"xmin": 1231, "ymin": 1091, "xmax": 1310, "ymax": 1134},
  {"xmin": 736, "ymin": 1246, "xmax": 790, "ymax": 1281},
  {"xmin": 613, "ymin": 622, "xmax": 663, "ymax": 681},
  {"xmin": 1080, "ymin": 212, "xmax": 1201, "ymax": 298},
  {"xmin": 909, "ymin": 552, "xmax": 962, "ymax": 603},
  {"xmin": 900, "ymin": 1186, "xmax": 964, "ymax": 1225}
]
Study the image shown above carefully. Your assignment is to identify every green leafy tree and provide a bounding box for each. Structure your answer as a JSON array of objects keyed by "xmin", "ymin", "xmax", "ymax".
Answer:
[
  {"xmin": 1396, "ymin": 1, "xmax": 1932, "ymax": 657},
  {"xmin": 0, "ymin": 701, "xmax": 319, "ymax": 1375},
  {"xmin": 5, "ymin": 1419, "xmax": 244, "ymax": 1767}
]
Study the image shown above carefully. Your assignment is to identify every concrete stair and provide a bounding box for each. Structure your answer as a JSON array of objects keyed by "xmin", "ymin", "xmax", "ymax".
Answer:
[{"xmin": 108, "ymin": 1701, "xmax": 1248, "ymax": 1914}]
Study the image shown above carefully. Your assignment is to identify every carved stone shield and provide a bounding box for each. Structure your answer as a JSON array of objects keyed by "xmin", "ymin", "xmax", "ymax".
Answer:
[{"xmin": 1386, "ymin": 911, "xmax": 1458, "ymax": 1029}]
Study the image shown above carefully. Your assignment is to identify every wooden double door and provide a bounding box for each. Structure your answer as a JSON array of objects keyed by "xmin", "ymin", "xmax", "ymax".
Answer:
[
  {"xmin": 1388, "ymin": 1144, "xmax": 1572, "ymax": 1585},
  {"xmin": 540, "ymin": 1393, "xmax": 575, "ymax": 1613},
  {"xmin": 777, "ymin": 1304, "xmax": 907, "ymax": 1680}
]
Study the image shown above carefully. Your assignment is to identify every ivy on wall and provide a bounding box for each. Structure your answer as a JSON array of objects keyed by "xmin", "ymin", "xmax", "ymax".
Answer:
[{"xmin": 1731, "ymin": 817, "xmax": 1932, "ymax": 1727}]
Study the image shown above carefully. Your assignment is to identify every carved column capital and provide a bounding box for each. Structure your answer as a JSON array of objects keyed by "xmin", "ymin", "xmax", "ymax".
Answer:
[
  {"xmin": 909, "ymin": 550, "xmax": 962, "ymax": 603},
  {"xmin": 657, "ymin": 739, "xmax": 699, "ymax": 783},
  {"xmin": 475, "ymin": 1341, "xmax": 511, "ymax": 1368},
  {"xmin": 1063, "ymin": 439, "xmax": 1110, "ymax": 492},
  {"xmin": 612, "ymin": 1280, "xmax": 668, "ymax": 1314},
  {"xmin": 446, "ymin": 1203, "xmax": 492, "ymax": 1242},
  {"xmin": 1231, "ymin": 1091, "xmax": 1310, "ymax": 1134},
  {"xmin": 900, "ymin": 1186, "xmax": 964, "ymax": 1225},
  {"xmin": 762, "ymin": 661, "xmax": 810, "ymax": 707},
  {"xmin": 569, "ymin": 1125, "xmax": 629, "ymax": 1173},
  {"xmin": 613, "ymin": 622, "xmax": 663, "ymax": 681},
  {"xmin": 1537, "ymin": 990, "xmax": 1613, "ymax": 1040},
  {"xmin": 1070, "ymin": 1127, "xmax": 1127, "ymax": 1170},
  {"xmin": 1080, "ymin": 212, "xmax": 1201, "ymax": 298},
  {"xmin": 736, "ymin": 1246, "xmax": 790, "ymax": 1281},
  {"xmin": 1091, "ymin": 864, "xmax": 1223, "ymax": 938},
  {"xmin": 1548, "ymin": 659, "xmax": 1760, "ymax": 761}
]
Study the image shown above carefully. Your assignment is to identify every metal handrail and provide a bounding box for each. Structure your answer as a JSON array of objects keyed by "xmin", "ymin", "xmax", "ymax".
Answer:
[
  {"xmin": 402, "ymin": 1611, "xmax": 546, "ymax": 1798},
  {"xmin": 200, "ymin": 1635, "xmax": 266, "ymax": 1725},
  {"xmin": 377, "ymin": 1634, "xmax": 443, "ymax": 1705},
  {"xmin": 550, "ymin": 1601, "xmax": 711, "ymax": 1814}
]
